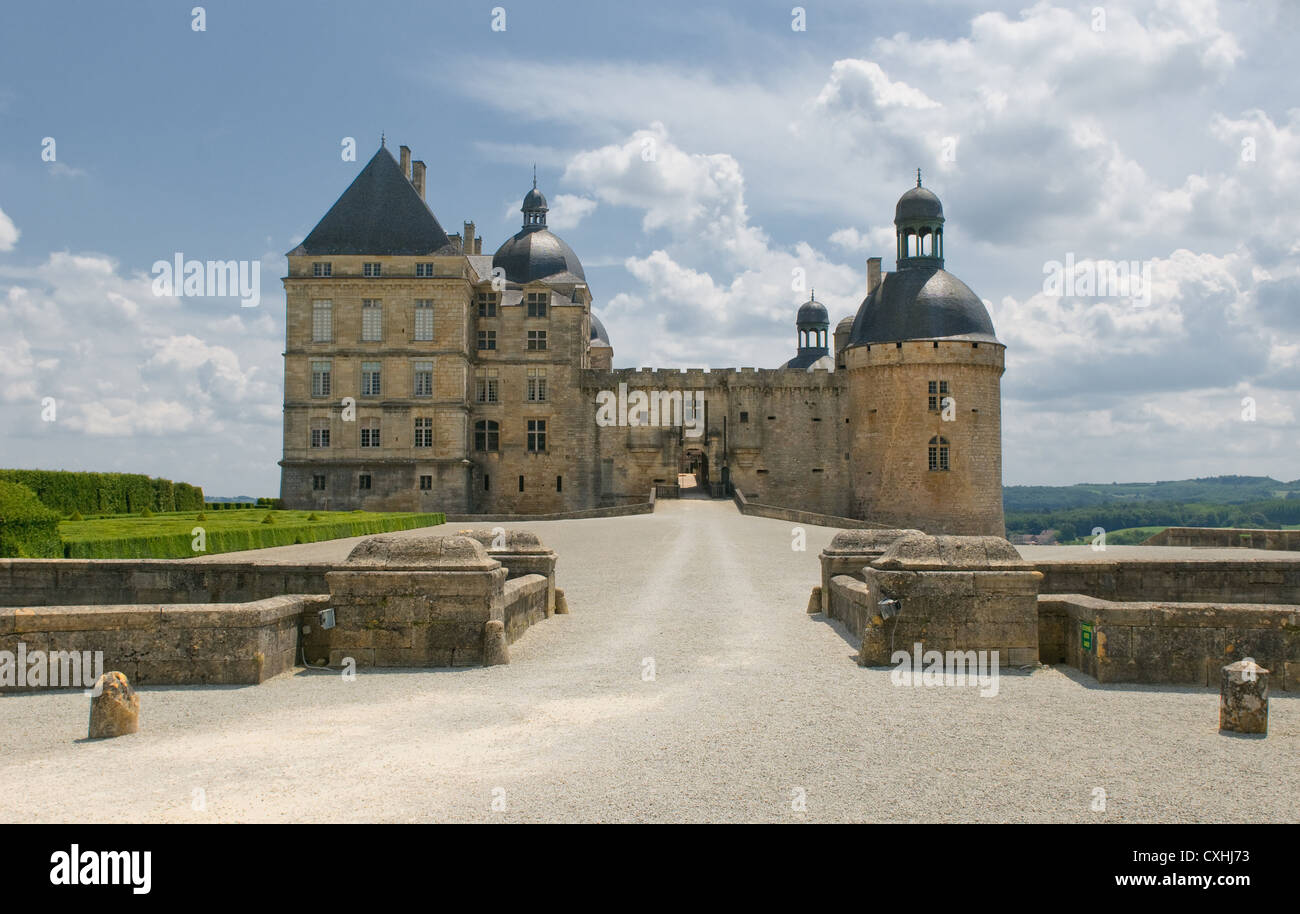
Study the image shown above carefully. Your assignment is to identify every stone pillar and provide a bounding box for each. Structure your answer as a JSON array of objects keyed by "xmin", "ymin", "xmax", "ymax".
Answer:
[
  {"xmin": 454, "ymin": 528, "xmax": 558, "ymax": 615},
  {"xmin": 317, "ymin": 534, "xmax": 508, "ymax": 668},
  {"xmin": 855, "ymin": 533, "xmax": 1042, "ymax": 667},
  {"xmin": 1220, "ymin": 659, "xmax": 1269, "ymax": 735},
  {"xmin": 818, "ymin": 528, "xmax": 920, "ymax": 613}
]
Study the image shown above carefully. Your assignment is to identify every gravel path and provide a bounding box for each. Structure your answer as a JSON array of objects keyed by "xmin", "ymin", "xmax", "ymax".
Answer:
[{"xmin": 2, "ymin": 499, "xmax": 1296, "ymax": 822}]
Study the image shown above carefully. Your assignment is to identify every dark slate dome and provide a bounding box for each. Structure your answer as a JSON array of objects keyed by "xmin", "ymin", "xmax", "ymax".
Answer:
[
  {"xmin": 797, "ymin": 298, "xmax": 829, "ymax": 326},
  {"xmin": 895, "ymin": 185, "xmax": 944, "ymax": 223},
  {"xmin": 493, "ymin": 229, "xmax": 586, "ymax": 283},
  {"xmin": 590, "ymin": 312, "xmax": 611, "ymax": 347},
  {"xmin": 848, "ymin": 267, "xmax": 997, "ymax": 346},
  {"xmin": 493, "ymin": 177, "xmax": 586, "ymax": 283}
]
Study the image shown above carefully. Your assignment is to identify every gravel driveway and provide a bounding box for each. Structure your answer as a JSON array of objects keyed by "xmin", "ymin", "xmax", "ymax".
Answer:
[{"xmin": 2, "ymin": 499, "xmax": 1295, "ymax": 822}]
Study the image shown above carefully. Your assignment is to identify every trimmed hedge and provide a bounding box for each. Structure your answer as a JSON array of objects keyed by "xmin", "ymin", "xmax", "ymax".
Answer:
[
  {"xmin": 0, "ymin": 481, "xmax": 62, "ymax": 557},
  {"xmin": 0, "ymin": 469, "xmax": 205, "ymax": 515},
  {"xmin": 63, "ymin": 512, "xmax": 447, "ymax": 559}
]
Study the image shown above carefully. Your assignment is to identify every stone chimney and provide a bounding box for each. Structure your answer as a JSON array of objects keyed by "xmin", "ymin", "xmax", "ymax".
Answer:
[
  {"xmin": 464, "ymin": 221, "xmax": 477, "ymax": 255},
  {"xmin": 412, "ymin": 160, "xmax": 426, "ymax": 199},
  {"xmin": 867, "ymin": 257, "xmax": 882, "ymax": 296},
  {"xmin": 399, "ymin": 145, "xmax": 411, "ymax": 179}
]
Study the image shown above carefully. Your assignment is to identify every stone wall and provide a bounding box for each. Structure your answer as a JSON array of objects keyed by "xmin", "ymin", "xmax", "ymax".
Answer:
[
  {"xmin": 1039, "ymin": 593, "xmax": 1299, "ymax": 691},
  {"xmin": 733, "ymin": 489, "xmax": 895, "ymax": 531},
  {"xmin": 1144, "ymin": 527, "xmax": 1300, "ymax": 550},
  {"xmin": 0, "ymin": 594, "xmax": 324, "ymax": 689},
  {"xmin": 1033, "ymin": 557, "xmax": 1300, "ymax": 604}
]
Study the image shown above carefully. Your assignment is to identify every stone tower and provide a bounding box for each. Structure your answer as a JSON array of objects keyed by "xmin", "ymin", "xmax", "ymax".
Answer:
[{"xmin": 841, "ymin": 175, "xmax": 1005, "ymax": 535}]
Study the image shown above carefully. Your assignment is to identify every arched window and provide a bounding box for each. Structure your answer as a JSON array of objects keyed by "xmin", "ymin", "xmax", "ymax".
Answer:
[
  {"xmin": 928, "ymin": 436, "xmax": 950, "ymax": 471},
  {"xmin": 474, "ymin": 419, "xmax": 499, "ymax": 452}
]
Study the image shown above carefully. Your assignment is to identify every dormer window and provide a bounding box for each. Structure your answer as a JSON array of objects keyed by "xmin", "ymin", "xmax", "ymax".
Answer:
[
  {"xmin": 526, "ymin": 292, "xmax": 548, "ymax": 318},
  {"xmin": 363, "ymin": 262, "xmax": 381, "ymax": 277}
]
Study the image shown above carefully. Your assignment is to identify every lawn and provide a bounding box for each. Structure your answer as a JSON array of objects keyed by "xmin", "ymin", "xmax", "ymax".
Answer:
[{"xmin": 58, "ymin": 509, "xmax": 446, "ymax": 559}]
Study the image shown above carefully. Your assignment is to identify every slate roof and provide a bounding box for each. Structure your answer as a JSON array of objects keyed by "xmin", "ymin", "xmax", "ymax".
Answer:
[
  {"xmin": 290, "ymin": 146, "xmax": 455, "ymax": 256},
  {"xmin": 847, "ymin": 267, "xmax": 998, "ymax": 346}
]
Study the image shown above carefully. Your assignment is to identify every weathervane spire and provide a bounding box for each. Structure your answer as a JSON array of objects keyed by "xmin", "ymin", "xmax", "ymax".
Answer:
[
  {"xmin": 916, "ymin": 167, "xmax": 922, "ymax": 187},
  {"xmin": 381, "ymin": 132, "xmax": 386, "ymax": 148},
  {"xmin": 532, "ymin": 163, "xmax": 537, "ymax": 189}
]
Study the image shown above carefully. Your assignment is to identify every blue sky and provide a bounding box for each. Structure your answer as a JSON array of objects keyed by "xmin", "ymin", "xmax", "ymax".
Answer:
[{"xmin": 1, "ymin": 0, "xmax": 1297, "ymax": 496}]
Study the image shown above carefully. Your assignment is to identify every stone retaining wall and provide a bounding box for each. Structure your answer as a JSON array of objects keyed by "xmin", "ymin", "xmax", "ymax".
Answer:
[
  {"xmin": 1144, "ymin": 527, "xmax": 1300, "ymax": 550},
  {"xmin": 733, "ymin": 489, "xmax": 892, "ymax": 530},
  {"xmin": 0, "ymin": 594, "xmax": 325, "ymax": 689},
  {"xmin": 1038, "ymin": 593, "xmax": 1299, "ymax": 691}
]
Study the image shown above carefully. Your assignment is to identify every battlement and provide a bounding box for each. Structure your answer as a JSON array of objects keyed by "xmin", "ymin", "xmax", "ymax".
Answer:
[{"xmin": 581, "ymin": 366, "xmax": 845, "ymax": 391}]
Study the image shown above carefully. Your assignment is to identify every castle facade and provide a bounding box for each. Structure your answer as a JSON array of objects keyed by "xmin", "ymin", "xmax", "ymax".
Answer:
[{"xmin": 280, "ymin": 143, "xmax": 1005, "ymax": 535}]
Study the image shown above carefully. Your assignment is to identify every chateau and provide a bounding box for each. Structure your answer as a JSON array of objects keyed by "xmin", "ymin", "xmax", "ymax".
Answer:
[{"xmin": 280, "ymin": 143, "xmax": 1005, "ymax": 535}]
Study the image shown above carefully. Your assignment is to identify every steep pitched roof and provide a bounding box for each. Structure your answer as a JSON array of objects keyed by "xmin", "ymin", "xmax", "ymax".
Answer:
[{"xmin": 291, "ymin": 146, "xmax": 455, "ymax": 256}]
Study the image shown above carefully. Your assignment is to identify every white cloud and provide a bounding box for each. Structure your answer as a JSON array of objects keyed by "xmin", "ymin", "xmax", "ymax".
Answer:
[
  {"xmin": 0, "ymin": 206, "xmax": 18, "ymax": 251},
  {"xmin": 547, "ymin": 194, "xmax": 598, "ymax": 231}
]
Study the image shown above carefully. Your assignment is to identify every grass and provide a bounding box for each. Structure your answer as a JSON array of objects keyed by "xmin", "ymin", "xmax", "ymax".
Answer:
[
  {"xmin": 58, "ymin": 509, "xmax": 446, "ymax": 559},
  {"xmin": 1059, "ymin": 525, "xmax": 1168, "ymax": 546}
]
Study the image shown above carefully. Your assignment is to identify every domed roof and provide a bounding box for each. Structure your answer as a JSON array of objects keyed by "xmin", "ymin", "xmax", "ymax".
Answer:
[
  {"xmin": 590, "ymin": 312, "xmax": 611, "ymax": 348},
  {"xmin": 895, "ymin": 185, "xmax": 944, "ymax": 223},
  {"xmin": 493, "ymin": 229, "xmax": 586, "ymax": 283},
  {"xmin": 523, "ymin": 186, "xmax": 548, "ymax": 212},
  {"xmin": 847, "ymin": 267, "xmax": 997, "ymax": 346},
  {"xmin": 796, "ymin": 297, "xmax": 829, "ymax": 326}
]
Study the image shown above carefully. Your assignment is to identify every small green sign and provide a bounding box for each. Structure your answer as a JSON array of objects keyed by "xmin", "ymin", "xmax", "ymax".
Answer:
[{"xmin": 1081, "ymin": 622, "xmax": 1094, "ymax": 652}]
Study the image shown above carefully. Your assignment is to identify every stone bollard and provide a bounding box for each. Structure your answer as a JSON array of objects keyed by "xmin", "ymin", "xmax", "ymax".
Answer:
[
  {"xmin": 554, "ymin": 588, "xmax": 570, "ymax": 614},
  {"xmin": 482, "ymin": 620, "xmax": 510, "ymax": 666},
  {"xmin": 806, "ymin": 586, "xmax": 822, "ymax": 614},
  {"xmin": 1220, "ymin": 659, "xmax": 1269, "ymax": 735},
  {"xmin": 88, "ymin": 671, "xmax": 139, "ymax": 739}
]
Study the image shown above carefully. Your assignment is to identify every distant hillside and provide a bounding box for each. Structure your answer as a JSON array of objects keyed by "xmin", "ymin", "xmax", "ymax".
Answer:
[{"xmin": 1003, "ymin": 476, "xmax": 1300, "ymax": 513}]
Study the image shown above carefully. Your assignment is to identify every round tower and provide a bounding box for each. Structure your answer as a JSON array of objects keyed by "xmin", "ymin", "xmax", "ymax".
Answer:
[{"xmin": 841, "ymin": 174, "xmax": 1005, "ymax": 536}]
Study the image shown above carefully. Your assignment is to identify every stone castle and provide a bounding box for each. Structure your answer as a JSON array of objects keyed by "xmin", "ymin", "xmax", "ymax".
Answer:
[{"xmin": 280, "ymin": 143, "xmax": 1005, "ymax": 535}]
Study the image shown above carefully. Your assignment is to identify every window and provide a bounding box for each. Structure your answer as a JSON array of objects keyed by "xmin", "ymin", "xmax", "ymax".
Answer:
[
  {"xmin": 413, "ymin": 300, "xmax": 434, "ymax": 341},
  {"xmin": 928, "ymin": 436, "xmax": 950, "ymax": 471},
  {"xmin": 312, "ymin": 474, "xmax": 326, "ymax": 491},
  {"xmin": 484, "ymin": 474, "xmax": 490, "ymax": 491},
  {"xmin": 414, "ymin": 417, "xmax": 432, "ymax": 448},
  {"xmin": 526, "ymin": 291, "xmax": 548, "ymax": 318},
  {"xmin": 310, "ymin": 419, "xmax": 330, "ymax": 448},
  {"xmin": 312, "ymin": 262, "xmax": 332, "ymax": 277},
  {"xmin": 362, "ymin": 300, "xmax": 383, "ymax": 341},
  {"xmin": 518, "ymin": 475, "xmax": 525, "ymax": 492},
  {"xmin": 363, "ymin": 262, "xmax": 381, "ymax": 277},
  {"xmin": 478, "ymin": 330, "xmax": 496, "ymax": 351},
  {"xmin": 419, "ymin": 474, "xmax": 433, "ymax": 490},
  {"xmin": 527, "ymin": 330, "xmax": 547, "ymax": 351},
  {"xmin": 311, "ymin": 300, "xmax": 333, "ymax": 342},
  {"xmin": 474, "ymin": 419, "xmax": 499, "ymax": 452},
  {"xmin": 413, "ymin": 360, "xmax": 433, "ymax": 397},
  {"xmin": 475, "ymin": 367, "xmax": 498, "ymax": 403},
  {"xmin": 415, "ymin": 263, "xmax": 434, "ymax": 277},
  {"xmin": 358, "ymin": 474, "xmax": 371, "ymax": 490},
  {"xmin": 739, "ymin": 411, "xmax": 749, "ymax": 423},
  {"xmin": 928, "ymin": 380, "xmax": 949, "ymax": 411},
  {"xmin": 526, "ymin": 367, "xmax": 547, "ymax": 402},
  {"xmin": 527, "ymin": 418, "xmax": 547, "ymax": 452},
  {"xmin": 556, "ymin": 475, "xmax": 562, "ymax": 492},
  {"xmin": 361, "ymin": 418, "xmax": 381, "ymax": 448},
  {"xmin": 310, "ymin": 361, "xmax": 331, "ymax": 398},
  {"xmin": 361, "ymin": 361, "xmax": 382, "ymax": 397},
  {"xmin": 477, "ymin": 292, "xmax": 498, "ymax": 317}
]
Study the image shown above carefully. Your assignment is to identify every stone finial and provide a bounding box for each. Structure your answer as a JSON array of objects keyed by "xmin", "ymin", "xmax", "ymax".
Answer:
[
  {"xmin": 807, "ymin": 586, "xmax": 822, "ymax": 614},
  {"xmin": 342, "ymin": 534, "xmax": 497, "ymax": 571},
  {"xmin": 554, "ymin": 588, "xmax": 570, "ymax": 614},
  {"xmin": 88, "ymin": 671, "xmax": 139, "ymax": 739},
  {"xmin": 482, "ymin": 620, "xmax": 510, "ymax": 666},
  {"xmin": 1220, "ymin": 659, "xmax": 1269, "ymax": 735}
]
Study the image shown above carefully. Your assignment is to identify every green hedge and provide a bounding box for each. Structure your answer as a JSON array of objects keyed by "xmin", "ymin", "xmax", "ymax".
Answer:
[
  {"xmin": 64, "ymin": 512, "xmax": 447, "ymax": 559},
  {"xmin": 0, "ymin": 481, "xmax": 62, "ymax": 557},
  {"xmin": 0, "ymin": 469, "xmax": 205, "ymax": 515}
]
